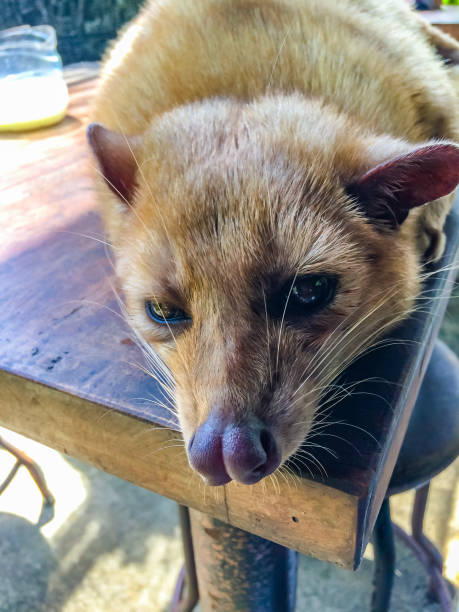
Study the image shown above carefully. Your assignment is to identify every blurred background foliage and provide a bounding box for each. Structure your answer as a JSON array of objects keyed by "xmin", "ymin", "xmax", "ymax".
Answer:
[
  {"xmin": 1, "ymin": 0, "xmax": 144, "ymax": 64},
  {"xmin": 1, "ymin": 1, "xmax": 459, "ymax": 63}
]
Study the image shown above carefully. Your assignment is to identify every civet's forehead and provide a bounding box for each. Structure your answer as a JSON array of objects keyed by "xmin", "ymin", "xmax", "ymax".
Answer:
[
  {"xmin": 137, "ymin": 173, "xmax": 361, "ymax": 303},
  {"xmin": 132, "ymin": 96, "xmax": 373, "ymax": 292}
]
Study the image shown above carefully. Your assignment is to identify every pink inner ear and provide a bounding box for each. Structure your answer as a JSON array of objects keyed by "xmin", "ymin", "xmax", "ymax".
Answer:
[
  {"xmin": 350, "ymin": 143, "xmax": 459, "ymax": 227},
  {"xmin": 87, "ymin": 123, "xmax": 139, "ymax": 205}
]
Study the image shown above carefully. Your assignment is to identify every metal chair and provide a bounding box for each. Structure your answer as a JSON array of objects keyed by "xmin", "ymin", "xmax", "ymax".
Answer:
[{"xmin": 372, "ymin": 339, "xmax": 459, "ymax": 612}]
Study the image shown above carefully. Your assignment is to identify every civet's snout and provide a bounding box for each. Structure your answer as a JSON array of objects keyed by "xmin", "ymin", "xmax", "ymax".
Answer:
[{"xmin": 188, "ymin": 411, "xmax": 281, "ymax": 486}]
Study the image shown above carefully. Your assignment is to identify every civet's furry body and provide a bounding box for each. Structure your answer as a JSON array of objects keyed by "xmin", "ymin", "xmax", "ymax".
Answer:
[{"xmin": 89, "ymin": 0, "xmax": 459, "ymax": 485}]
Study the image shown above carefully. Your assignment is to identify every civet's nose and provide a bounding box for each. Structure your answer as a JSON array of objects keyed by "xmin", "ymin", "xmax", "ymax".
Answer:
[{"xmin": 188, "ymin": 412, "xmax": 281, "ymax": 485}]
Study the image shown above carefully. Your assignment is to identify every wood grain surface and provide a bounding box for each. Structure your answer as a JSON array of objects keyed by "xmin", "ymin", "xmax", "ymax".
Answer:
[
  {"xmin": 1, "ymin": 69, "xmax": 458, "ymax": 569},
  {"xmin": 1, "ymin": 77, "xmax": 174, "ymax": 428}
]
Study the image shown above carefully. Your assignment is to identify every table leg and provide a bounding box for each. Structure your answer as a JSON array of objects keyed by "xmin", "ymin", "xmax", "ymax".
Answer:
[{"xmin": 189, "ymin": 508, "xmax": 298, "ymax": 612}]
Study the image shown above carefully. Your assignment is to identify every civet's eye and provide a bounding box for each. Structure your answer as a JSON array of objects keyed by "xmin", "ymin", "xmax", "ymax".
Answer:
[
  {"xmin": 145, "ymin": 299, "xmax": 190, "ymax": 324},
  {"xmin": 269, "ymin": 275, "xmax": 338, "ymax": 319},
  {"xmin": 290, "ymin": 275, "xmax": 337, "ymax": 310}
]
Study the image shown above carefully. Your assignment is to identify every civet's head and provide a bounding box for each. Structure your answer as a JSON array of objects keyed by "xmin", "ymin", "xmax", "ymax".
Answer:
[{"xmin": 88, "ymin": 95, "xmax": 459, "ymax": 485}]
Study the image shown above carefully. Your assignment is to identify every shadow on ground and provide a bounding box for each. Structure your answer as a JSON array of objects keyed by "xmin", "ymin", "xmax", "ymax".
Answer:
[
  {"xmin": 0, "ymin": 451, "xmax": 183, "ymax": 612},
  {"xmin": 0, "ymin": 513, "xmax": 57, "ymax": 612}
]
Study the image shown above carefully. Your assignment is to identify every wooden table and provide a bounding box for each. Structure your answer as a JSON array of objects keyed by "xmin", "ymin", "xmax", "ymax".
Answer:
[{"xmin": 1, "ymin": 70, "xmax": 458, "ymax": 582}]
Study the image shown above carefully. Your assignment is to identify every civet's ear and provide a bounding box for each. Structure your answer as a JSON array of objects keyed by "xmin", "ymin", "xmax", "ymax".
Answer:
[
  {"xmin": 87, "ymin": 123, "xmax": 140, "ymax": 205},
  {"xmin": 347, "ymin": 143, "xmax": 459, "ymax": 229}
]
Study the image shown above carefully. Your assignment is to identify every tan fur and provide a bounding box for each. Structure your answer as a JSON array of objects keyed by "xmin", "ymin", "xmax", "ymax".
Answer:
[{"xmin": 90, "ymin": 1, "xmax": 459, "ymax": 479}]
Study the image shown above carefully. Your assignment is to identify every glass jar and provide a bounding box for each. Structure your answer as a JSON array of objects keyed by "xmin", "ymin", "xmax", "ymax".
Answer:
[{"xmin": 0, "ymin": 25, "xmax": 68, "ymax": 131}]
